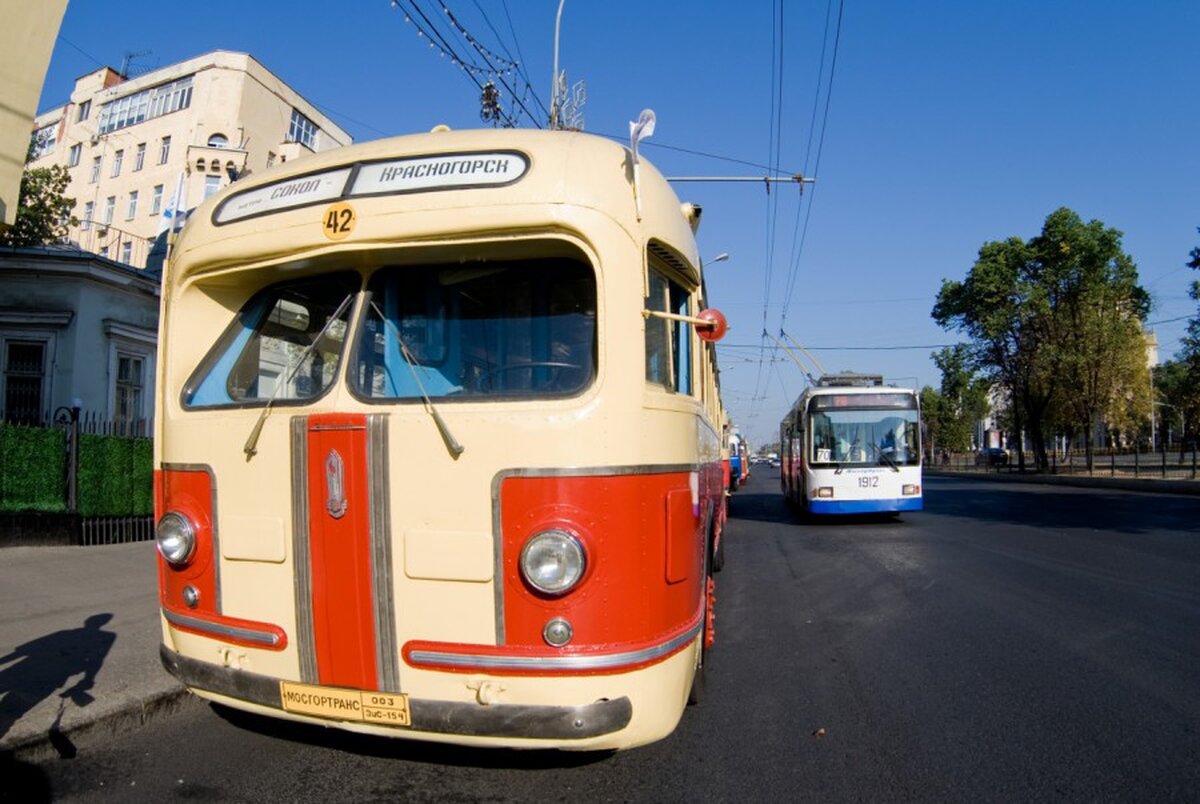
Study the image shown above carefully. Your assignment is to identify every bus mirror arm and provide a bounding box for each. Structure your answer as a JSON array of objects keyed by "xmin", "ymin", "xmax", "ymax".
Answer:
[{"xmin": 642, "ymin": 308, "xmax": 728, "ymax": 343}]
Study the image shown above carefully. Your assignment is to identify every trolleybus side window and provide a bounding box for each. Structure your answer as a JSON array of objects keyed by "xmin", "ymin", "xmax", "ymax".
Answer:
[
  {"xmin": 351, "ymin": 258, "xmax": 596, "ymax": 401},
  {"xmin": 644, "ymin": 268, "xmax": 692, "ymax": 394},
  {"xmin": 182, "ymin": 273, "xmax": 360, "ymax": 408}
]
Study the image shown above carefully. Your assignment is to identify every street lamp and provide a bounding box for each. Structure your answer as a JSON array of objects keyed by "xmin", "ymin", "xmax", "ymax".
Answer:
[{"xmin": 705, "ymin": 253, "xmax": 730, "ymax": 266}]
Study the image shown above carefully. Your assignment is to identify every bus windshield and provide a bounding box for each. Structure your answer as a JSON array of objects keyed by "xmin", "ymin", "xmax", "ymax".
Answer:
[
  {"xmin": 809, "ymin": 404, "xmax": 920, "ymax": 467},
  {"xmin": 352, "ymin": 258, "xmax": 596, "ymax": 401}
]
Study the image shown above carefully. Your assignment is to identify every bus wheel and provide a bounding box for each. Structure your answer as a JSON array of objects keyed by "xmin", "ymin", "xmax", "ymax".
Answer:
[
  {"xmin": 712, "ymin": 531, "xmax": 726, "ymax": 573},
  {"xmin": 688, "ymin": 576, "xmax": 716, "ymax": 705}
]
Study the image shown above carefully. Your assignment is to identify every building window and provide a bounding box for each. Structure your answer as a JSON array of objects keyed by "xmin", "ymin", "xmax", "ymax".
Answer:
[
  {"xmin": 90, "ymin": 156, "xmax": 102, "ymax": 183},
  {"xmin": 76, "ymin": 100, "xmax": 91, "ymax": 122},
  {"xmin": 151, "ymin": 184, "xmax": 163, "ymax": 215},
  {"xmin": 158, "ymin": 136, "xmax": 171, "ymax": 165},
  {"xmin": 121, "ymin": 241, "xmax": 133, "ymax": 264},
  {"xmin": 99, "ymin": 245, "xmax": 109, "ymax": 257},
  {"xmin": 207, "ymin": 133, "xmax": 229, "ymax": 148},
  {"xmin": 115, "ymin": 353, "xmax": 145, "ymax": 427},
  {"xmin": 287, "ymin": 109, "xmax": 318, "ymax": 150},
  {"xmin": 3, "ymin": 340, "xmax": 46, "ymax": 425},
  {"xmin": 102, "ymin": 196, "xmax": 115, "ymax": 225},
  {"xmin": 126, "ymin": 190, "xmax": 138, "ymax": 219},
  {"xmin": 204, "ymin": 175, "xmax": 221, "ymax": 200},
  {"xmin": 134, "ymin": 143, "xmax": 146, "ymax": 171},
  {"xmin": 82, "ymin": 201, "xmax": 94, "ymax": 230},
  {"xmin": 265, "ymin": 151, "xmax": 275, "ymax": 168},
  {"xmin": 111, "ymin": 149, "xmax": 124, "ymax": 177},
  {"xmin": 30, "ymin": 124, "xmax": 57, "ymax": 159},
  {"xmin": 97, "ymin": 75, "xmax": 193, "ymax": 134},
  {"xmin": 67, "ymin": 143, "xmax": 81, "ymax": 167}
]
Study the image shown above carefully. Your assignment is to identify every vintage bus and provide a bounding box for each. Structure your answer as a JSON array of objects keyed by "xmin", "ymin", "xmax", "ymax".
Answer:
[
  {"xmin": 153, "ymin": 126, "xmax": 730, "ymax": 751},
  {"xmin": 780, "ymin": 374, "xmax": 922, "ymax": 515}
]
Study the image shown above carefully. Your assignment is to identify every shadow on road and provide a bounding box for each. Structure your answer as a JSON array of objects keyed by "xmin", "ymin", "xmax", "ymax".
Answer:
[{"xmin": 209, "ymin": 703, "xmax": 617, "ymax": 770}]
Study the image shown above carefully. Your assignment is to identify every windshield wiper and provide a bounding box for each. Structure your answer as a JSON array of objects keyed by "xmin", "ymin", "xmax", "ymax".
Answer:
[
  {"xmin": 244, "ymin": 293, "xmax": 355, "ymax": 459},
  {"xmin": 370, "ymin": 300, "xmax": 464, "ymax": 459},
  {"xmin": 870, "ymin": 443, "xmax": 901, "ymax": 472}
]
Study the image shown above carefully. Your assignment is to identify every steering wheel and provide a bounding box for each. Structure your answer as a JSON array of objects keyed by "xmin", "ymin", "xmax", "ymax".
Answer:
[{"xmin": 479, "ymin": 361, "xmax": 581, "ymax": 390}]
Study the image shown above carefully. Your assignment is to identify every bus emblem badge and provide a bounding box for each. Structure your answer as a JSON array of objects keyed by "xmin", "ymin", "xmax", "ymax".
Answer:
[{"xmin": 325, "ymin": 449, "xmax": 348, "ymax": 519}]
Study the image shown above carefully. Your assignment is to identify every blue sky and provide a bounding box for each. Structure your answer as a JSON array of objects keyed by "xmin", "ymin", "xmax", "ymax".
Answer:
[{"xmin": 38, "ymin": 1, "xmax": 1200, "ymax": 446}]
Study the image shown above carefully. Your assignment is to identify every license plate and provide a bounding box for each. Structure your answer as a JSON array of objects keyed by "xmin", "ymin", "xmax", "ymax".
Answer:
[{"xmin": 279, "ymin": 681, "xmax": 411, "ymax": 727}]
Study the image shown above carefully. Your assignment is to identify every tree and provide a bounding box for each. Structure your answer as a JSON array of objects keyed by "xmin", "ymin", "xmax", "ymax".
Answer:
[
  {"xmin": 933, "ymin": 208, "xmax": 1150, "ymax": 471},
  {"xmin": 1158, "ymin": 227, "xmax": 1200, "ymax": 455},
  {"xmin": 0, "ymin": 163, "xmax": 76, "ymax": 247},
  {"xmin": 930, "ymin": 344, "xmax": 989, "ymax": 452}
]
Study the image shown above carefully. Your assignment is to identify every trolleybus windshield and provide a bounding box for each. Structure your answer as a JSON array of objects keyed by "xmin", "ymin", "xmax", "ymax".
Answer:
[{"xmin": 809, "ymin": 395, "xmax": 920, "ymax": 467}]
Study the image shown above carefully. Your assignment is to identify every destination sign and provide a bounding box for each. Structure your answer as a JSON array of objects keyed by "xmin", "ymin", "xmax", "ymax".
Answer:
[
  {"xmin": 212, "ymin": 151, "xmax": 530, "ymax": 225},
  {"xmin": 352, "ymin": 152, "xmax": 528, "ymax": 195},
  {"xmin": 213, "ymin": 167, "xmax": 352, "ymax": 224}
]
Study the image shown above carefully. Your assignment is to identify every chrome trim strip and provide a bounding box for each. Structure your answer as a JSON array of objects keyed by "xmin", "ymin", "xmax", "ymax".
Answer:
[
  {"xmin": 410, "ymin": 620, "xmax": 702, "ymax": 672},
  {"xmin": 162, "ymin": 609, "xmax": 281, "ymax": 647},
  {"xmin": 368, "ymin": 414, "xmax": 401, "ymax": 693},
  {"xmin": 160, "ymin": 645, "xmax": 632, "ymax": 740},
  {"xmin": 290, "ymin": 417, "xmax": 318, "ymax": 684},
  {"xmin": 162, "ymin": 462, "xmax": 222, "ymax": 614},
  {"xmin": 490, "ymin": 463, "xmax": 701, "ymax": 645}
]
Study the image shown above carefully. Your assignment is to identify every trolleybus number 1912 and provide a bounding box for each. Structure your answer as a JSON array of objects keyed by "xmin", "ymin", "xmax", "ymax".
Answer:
[{"xmin": 858, "ymin": 475, "xmax": 879, "ymax": 488}]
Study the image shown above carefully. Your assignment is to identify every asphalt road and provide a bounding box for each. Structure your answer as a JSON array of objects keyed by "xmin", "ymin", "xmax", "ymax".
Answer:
[{"xmin": 13, "ymin": 474, "xmax": 1200, "ymax": 802}]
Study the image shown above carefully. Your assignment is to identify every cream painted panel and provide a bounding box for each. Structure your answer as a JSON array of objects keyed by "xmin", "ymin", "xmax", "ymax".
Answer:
[
  {"xmin": 221, "ymin": 515, "xmax": 286, "ymax": 563},
  {"xmin": 404, "ymin": 530, "xmax": 493, "ymax": 582}
]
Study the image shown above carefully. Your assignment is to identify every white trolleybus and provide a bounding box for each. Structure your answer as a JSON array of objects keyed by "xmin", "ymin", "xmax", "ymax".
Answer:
[
  {"xmin": 152, "ymin": 125, "xmax": 731, "ymax": 751},
  {"xmin": 780, "ymin": 373, "xmax": 922, "ymax": 515}
]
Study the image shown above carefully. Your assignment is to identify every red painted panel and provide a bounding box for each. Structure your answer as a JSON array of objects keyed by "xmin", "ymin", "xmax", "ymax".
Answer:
[
  {"xmin": 499, "ymin": 472, "xmax": 707, "ymax": 650},
  {"xmin": 306, "ymin": 413, "xmax": 377, "ymax": 690},
  {"xmin": 156, "ymin": 468, "xmax": 218, "ymax": 614}
]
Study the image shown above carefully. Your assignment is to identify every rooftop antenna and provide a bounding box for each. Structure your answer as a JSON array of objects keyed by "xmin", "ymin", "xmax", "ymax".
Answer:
[{"xmin": 119, "ymin": 50, "xmax": 153, "ymax": 78}]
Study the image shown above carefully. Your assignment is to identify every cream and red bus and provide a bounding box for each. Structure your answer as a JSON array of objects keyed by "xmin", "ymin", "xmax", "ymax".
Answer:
[{"xmin": 153, "ymin": 126, "xmax": 729, "ymax": 750}]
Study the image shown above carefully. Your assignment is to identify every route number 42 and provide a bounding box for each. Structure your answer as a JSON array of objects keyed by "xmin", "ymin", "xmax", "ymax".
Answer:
[{"xmin": 322, "ymin": 202, "xmax": 356, "ymax": 241}]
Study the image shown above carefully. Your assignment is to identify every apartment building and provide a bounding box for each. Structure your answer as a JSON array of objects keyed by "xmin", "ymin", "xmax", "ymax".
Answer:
[{"xmin": 28, "ymin": 50, "xmax": 352, "ymax": 268}]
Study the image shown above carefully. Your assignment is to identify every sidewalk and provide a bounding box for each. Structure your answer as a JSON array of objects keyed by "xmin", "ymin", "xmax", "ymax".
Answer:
[
  {"xmin": 0, "ymin": 542, "xmax": 187, "ymax": 760},
  {"xmin": 927, "ymin": 468, "xmax": 1200, "ymax": 496}
]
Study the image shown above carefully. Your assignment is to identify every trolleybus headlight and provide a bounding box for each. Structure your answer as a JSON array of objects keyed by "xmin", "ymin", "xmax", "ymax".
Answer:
[
  {"xmin": 520, "ymin": 530, "xmax": 586, "ymax": 596},
  {"xmin": 903, "ymin": 484, "xmax": 920, "ymax": 496},
  {"xmin": 815, "ymin": 487, "xmax": 834, "ymax": 499},
  {"xmin": 156, "ymin": 512, "xmax": 197, "ymax": 566}
]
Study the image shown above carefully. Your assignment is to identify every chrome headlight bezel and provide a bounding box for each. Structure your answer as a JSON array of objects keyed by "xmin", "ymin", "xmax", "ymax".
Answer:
[
  {"xmin": 156, "ymin": 511, "xmax": 197, "ymax": 566},
  {"xmin": 519, "ymin": 529, "xmax": 587, "ymax": 596}
]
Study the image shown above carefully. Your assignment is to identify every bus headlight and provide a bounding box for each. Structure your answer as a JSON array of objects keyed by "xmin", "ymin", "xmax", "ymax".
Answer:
[
  {"xmin": 903, "ymin": 484, "xmax": 921, "ymax": 496},
  {"xmin": 815, "ymin": 487, "xmax": 834, "ymax": 498},
  {"xmin": 156, "ymin": 512, "xmax": 197, "ymax": 566},
  {"xmin": 520, "ymin": 529, "xmax": 586, "ymax": 596}
]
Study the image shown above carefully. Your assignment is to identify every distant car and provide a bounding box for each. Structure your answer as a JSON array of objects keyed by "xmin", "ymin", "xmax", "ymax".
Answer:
[{"xmin": 975, "ymin": 447, "xmax": 1009, "ymax": 466}]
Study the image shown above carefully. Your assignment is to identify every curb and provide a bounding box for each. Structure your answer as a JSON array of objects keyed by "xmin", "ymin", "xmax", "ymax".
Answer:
[{"xmin": 1, "ymin": 685, "xmax": 194, "ymax": 763}]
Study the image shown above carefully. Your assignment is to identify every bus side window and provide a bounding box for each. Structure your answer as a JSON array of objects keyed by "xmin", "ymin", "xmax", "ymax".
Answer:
[{"xmin": 644, "ymin": 268, "xmax": 692, "ymax": 395}]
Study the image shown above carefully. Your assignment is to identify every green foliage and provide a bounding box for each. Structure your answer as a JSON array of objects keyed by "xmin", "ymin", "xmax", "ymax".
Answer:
[
  {"xmin": 932, "ymin": 208, "xmax": 1151, "ymax": 469},
  {"xmin": 0, "ymin": 423, "xmax": 67, "ymax": 512},
  {"xmin": 0, "ymin": 163, "xmax": 77, "ymax": 247},
  {"xmin": 78, "ymin": 433, "xmax": 154, "ymax": 517}
]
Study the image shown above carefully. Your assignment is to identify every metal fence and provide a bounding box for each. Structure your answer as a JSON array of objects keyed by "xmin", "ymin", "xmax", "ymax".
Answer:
[{"xmin": 935, "ymin": 446, "xmax": 1199, "ymax": 481}]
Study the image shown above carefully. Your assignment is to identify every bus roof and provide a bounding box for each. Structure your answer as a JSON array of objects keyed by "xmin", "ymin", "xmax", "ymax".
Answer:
[{"xmin": 168, "ymin": 127, "xmax": 701, "ymax": 284}]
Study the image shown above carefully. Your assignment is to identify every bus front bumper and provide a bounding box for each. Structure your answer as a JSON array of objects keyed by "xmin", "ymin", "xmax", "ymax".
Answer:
[
  {"xmin": 160, "ymin": 645, "xmax": 632, "ymax": 742},
  {"xmin": 809, "ymin": 497, "xmax": 923, "ymax": 514}
]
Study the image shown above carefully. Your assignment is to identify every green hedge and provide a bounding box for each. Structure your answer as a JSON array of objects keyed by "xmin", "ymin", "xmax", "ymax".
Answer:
[
  {"xmin": 78, "ymin": 432, "xmax": 154, "ymax": 517},
  {"xmin": 0, "ymin": 423, "xmax": 67, "ymax": 512},
  {"xmin": 0, "ymin": 423, "xmax": 153, "ymax": 515}
]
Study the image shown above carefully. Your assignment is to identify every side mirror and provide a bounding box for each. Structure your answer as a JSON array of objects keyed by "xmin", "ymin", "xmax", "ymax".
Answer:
[{"xmin": 696, "ymin": 308, "xmax": 728, "ymax": 342}]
